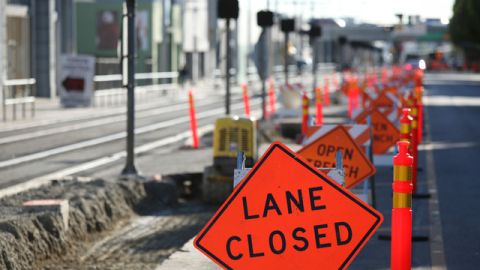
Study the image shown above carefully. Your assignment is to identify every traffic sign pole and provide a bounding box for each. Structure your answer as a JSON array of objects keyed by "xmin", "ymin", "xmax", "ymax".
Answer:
[
  {"xmin": 391, "ymin": 141, "xmax": 413, "ymax": 270},
  {"xmin": 121, "ymin": 0, "xmax": 138, "ymax": 177}
]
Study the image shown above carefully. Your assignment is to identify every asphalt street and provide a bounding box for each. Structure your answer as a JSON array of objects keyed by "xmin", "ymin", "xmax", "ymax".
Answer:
[{"xmin": 423, "ymin": 73, "xmax": 480, "ymax": 269}]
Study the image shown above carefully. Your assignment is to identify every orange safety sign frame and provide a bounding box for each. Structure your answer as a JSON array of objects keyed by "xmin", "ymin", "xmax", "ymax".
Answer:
[
  {"xmin": 356, "ymin": 109, "xmax": 400, "ymax": 154},
  {"xmin": 298, "ymin": 126, "xmax": 376, "ymax": 189}
]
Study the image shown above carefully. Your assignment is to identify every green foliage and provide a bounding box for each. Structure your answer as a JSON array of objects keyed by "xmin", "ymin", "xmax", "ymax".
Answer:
[{"xmin": 450, "ymin": 0, "xmax": 480, "ymax": 49}]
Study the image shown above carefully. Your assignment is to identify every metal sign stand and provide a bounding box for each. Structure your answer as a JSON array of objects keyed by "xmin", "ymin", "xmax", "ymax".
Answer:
[{"xmin": 234, "ymin": 150, "xmax": 346, "ymax": 188}]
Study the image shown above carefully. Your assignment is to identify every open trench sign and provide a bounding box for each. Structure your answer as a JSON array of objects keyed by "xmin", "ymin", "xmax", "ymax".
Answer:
[
  {"xmin": 194, "ymin": 142, "xmax": 383, "ymax": 270},
  {"xmin": 356, "ymin": 109, "xmax": 400, "ymax": 154},
  {"xmin": 298, "ymin": 125, "xmax": 375, "ymax": 189}
]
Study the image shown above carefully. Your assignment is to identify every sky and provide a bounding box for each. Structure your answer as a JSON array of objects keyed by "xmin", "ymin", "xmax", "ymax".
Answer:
[{"xmin": 250, "ymin": 0, "xmax": 455, "ymax": 25}]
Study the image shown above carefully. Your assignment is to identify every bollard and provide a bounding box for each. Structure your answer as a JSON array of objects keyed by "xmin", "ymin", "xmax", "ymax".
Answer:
[
  {"xmin": 301, "ymin": 92, "xmax": 309, "ymax": 137},
  {"xmin": 400, "ymin": 108, "xmax": 412, "ymax": 144},
  {"xmin": 332, "ymin": 73, "xmax": 339, "ymax": 92},
  {"xmin": 323, "ymin": 77, "xmax": 330, "ymax": 106},
  {"xmin": 391, "ymin": 141, "xmax": 413, "ymax": 270},
  {"xmin": 315, "ymin": 87, "xmax": 323, "ymax": 125},
  {"xmin": 352, "ymin": 85, "xmax": 360, "ymax": 111},
  {"xmin": 188, "ymin": 89, "xmax": 199, "ymax": 149},
  {"xmin": 241, "ymin": 83, "xmax": 251, "ymax": 118},
  {"xmin": 381, "ymin": 67, "xmax": 388, "ymax": 85},
  {"xmin": 348, "ymin": 88, "xmax": 354, "ymax": 119},
  {"xmin": 409, "ymin": 101, "xmax": 419, "ymax": 192},
  {"xmin": 268, "ymin": 79, "xmax": 276, "ymax": 115},
  {"xmin": 415, "ymin": 86, "xmax": 423, "ymax": 144}
]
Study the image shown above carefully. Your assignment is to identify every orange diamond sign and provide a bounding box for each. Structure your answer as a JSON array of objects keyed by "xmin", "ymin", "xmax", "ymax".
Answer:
[
  {"xmin": 194, "ymin": 142, "xmax": 383, "ymax": 270},
  {"xmin": 297, "ymin": 126, "xmax": 376, "ymax": 188},
  {"xmin": 356, "ymin": 109, "xmax": 400, "ymax": 154}
]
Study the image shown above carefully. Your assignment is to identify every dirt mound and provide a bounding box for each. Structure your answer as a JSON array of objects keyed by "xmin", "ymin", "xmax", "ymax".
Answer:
[{"xmin": 0, "ymin": 178, "xmax": 154, "ymax": 270}]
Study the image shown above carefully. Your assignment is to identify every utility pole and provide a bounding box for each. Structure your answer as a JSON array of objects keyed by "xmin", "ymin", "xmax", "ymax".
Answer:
[{"xmin": 121, "ymin": 0, "xmax": 138, "ymax": 178}]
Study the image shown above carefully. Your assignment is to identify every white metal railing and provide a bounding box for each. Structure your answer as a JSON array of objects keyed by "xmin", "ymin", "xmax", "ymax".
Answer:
[
  {"xmin": 2, "ymin": 78, "xmax": 36, "ymax": 121},
  {"xmin": 92, "ymin": 72, "xmax": 179, "ymax": 106}
]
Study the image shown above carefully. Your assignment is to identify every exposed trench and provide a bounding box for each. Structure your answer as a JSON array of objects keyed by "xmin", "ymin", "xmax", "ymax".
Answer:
[{"xmin": 0, "ymin": 174, "xmax": 215, "ymax": 270}]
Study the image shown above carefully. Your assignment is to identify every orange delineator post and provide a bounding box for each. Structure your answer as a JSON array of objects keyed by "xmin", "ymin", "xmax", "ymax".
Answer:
[
  {"xmin": 381, "ymin": 67, "xmax": 388, "ymax": 84},
  {"xmin": 268, "ymin": 79, "xmax": 276, "ymax": 114},
  {"xmin": 241, "ymin": 83, "xmax": 251, "ymax": 118},
  {"xmin": 188, "ymin": 89, "xmax": 199, "ymax": 149},
  {"xmin": 415, "ymin": 86, "xmax": 423, "ymax": 144},
  {"xmin": 315, "ymin": 87, "xmax": 323, "ymax": 125},
  {"xmin": 400, "ymin": 108, "xmax": 413, "ymax": 145},
  {"xmin": 391, "ymin": 141, "xmax": 414, "ymax": 270},
  {"xmin": 348, "ymin": 88, "xmax": 354, "ymax": 119},
  {"xmin": 301, "ymin": 92, "xmax": 309, "ymax": 137},
  {"xmin": 353, "ymin": 86, "xmax": 360, "ymax": 110},
  {"xmin": 410, "ymin": 103, "xmax": 419, "ymax": 192},
  {"xmin": 323, "ymin": 78, "xmax": 330, "ymax": 106},
  {"xmin": 332, "ymin": 73, "xmax": 339, "ymax": 92}
]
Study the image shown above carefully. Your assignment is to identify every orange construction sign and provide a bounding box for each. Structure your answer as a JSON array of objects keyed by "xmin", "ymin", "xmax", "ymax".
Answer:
[
  {"xmin": 371, "ymin": 92, "xmax": 394, "ymax": 109},
  {"xmin": 194, "ymin": 142, "xmax": 383, "ymax": 270},
  {"xmin": 356, "ymin": 109, "xmax": 400, "ymax": 154},
  {"xmin": 297, "ymin": 126, "xmax": 376, "ymax": 188}
]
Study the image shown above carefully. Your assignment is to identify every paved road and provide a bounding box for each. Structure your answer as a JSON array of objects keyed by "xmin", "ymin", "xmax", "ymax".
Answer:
[{"xmin": 424, "ymin": 73, "xmax": 480, "ymax": 269}]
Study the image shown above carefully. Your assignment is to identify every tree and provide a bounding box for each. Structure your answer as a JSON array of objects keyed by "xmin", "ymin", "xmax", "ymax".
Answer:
[{"xmin": 450, "ymin": 0, "xmax": 480, "ymax": 62}]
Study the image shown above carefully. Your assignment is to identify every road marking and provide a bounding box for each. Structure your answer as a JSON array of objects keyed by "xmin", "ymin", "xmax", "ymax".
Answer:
[
  {"xmin": 423, "ymin": 96, "xmax": 480, "ymax": 107},
  {"xmin": 423, "ymin": 93, "xmax": 447, "ymax": 269},
  {"xmin": 0, "ymin": 98, "xmax": 222, "ymax": 145},
  {"xmin": 0, "ymin": 99, "xmax": 261, "ymax": 169}
]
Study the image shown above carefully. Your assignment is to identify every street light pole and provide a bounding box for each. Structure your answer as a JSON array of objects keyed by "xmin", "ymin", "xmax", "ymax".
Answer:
[{"xmin": 121, "ymin": 0, "xmax": 138, "ymax": 177}]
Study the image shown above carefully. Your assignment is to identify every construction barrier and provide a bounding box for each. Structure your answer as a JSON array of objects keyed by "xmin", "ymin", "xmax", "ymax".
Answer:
[
  {"xmin": 409, "ymin": 99, "xmax": 419, "ymax": 191},
  {"xmin": 391, "ymin": 141, "xmax": 414, "ymax": 270},
  {"xmin": 188, "ymin": 89, "xmax": 199, "ymax": 149},
  {"xmin": 241, "ymin": 83, "xmax": 251, "ymax": 118},
  {"xmin": 323, "ymin": 77, "xmax": 330, "ymax": 106},
  {"xmin": 400, "ymin": 108, "xmax": 412, "ymax": 144},
  {"xmin": 301, "ymin": 92, "xmax": 309, "ymax": 137},
  {"xmin": 315, "ymin": 87, "xmax": 323, "ymax": 125},
  {"xmin": 268, "ymin": 79, "xmax": 276, "ymax": 115}
]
